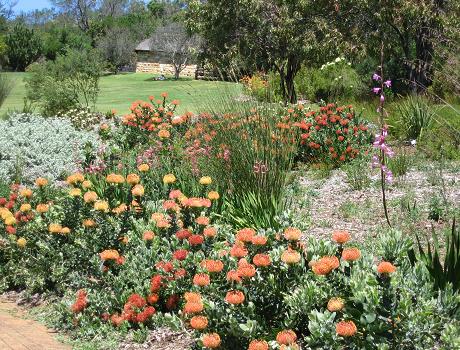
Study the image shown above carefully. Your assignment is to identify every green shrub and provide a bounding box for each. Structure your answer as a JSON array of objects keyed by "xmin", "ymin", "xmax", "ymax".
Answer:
[
  {"xmin": 0, "ymin": 72, "xmax": 12, "ymax": 108},
  {"xmin": 396, "ymin": 95, "xmax": 436, "ymax": 140},
  {"xmin": 295, "ymin": 58, "xmax": 367, "ymax": 102},
  {"xmin": 25, "ymin": 48, "xmax": 104, "ymax": 116},
  {"xmin": 386, "ymin": 148, "xmax": 412, "ymax": 178},
  {"xmin": 6, "ymin": 23, "xmax": 42, "ymax": 71}
]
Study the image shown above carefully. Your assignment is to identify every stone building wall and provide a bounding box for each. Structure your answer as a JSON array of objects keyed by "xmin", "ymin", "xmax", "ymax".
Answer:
[{"xmin": 135, "ymin": 51, "xmax": 197, "ymax": 77}]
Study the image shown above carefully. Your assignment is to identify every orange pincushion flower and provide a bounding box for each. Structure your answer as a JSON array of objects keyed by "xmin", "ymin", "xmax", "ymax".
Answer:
[
  {"xmin": 19, "ymin": 188, "xmax": 33, "ymax": 198},
  {"xmin": 36, "ymin": 203, "xmax": 49, "ymax": 213},
  {"xmin": 226, "ymin": 270, "xmax": 242, "ymax": 283},
  {"xmin": 126, "ymin": 173, "xmax": 140, "ymax": 185},
  {"xmin": 193, "ymin": 273, "xmax": 210, "ymax": 286},
  {"xmin": 163, "ymin": 200, "xmax": 178, "ymax": 211},
  {"xmin": 332, "ymin": 230, "xmax": 351, "ymax": 244},
  {"xmin": 190, "ymin": 315, "xmax": 208, "ymax": 330},
  {"xmin": 19, "ymin": 203, "xmax": 31, "ymax": 212},
  {"xmin": 253, "ymin": 253, "xmax": 271, "ymax": 267},
  {"xmin": 207, "ymin": 191, "xmax": 220, "ymax": 200},
  {"xmin": 183, "ymin": 301, "xmax": 204, "ymax": 314},
  {"xmin": 225, "ymin": 290, "xmax": 245, "ymax": 305},
  {"xmin": 281, "ymin": 248, "xmax": 301, "ymax": 264},
  {"xmin": 237, "ymin": 262, "xmax": 256, "ymax": 278},
  {"xmin": 195, "ymin": 216, "xmax": 210, "ymax": 226},
  {"xmin": 336, "ymin": 320, "xmax": 357, "ymax": 337},
  {"xmin": 131, "ymin": 184, "xmax": 145, "ymax": 197},
  {"xmin": 202, "ymin": 259, "xmax": 224, "ymax": 273},
  {"xmin": 236, "ymin": 228, "xmax": 256, "ymax": 243},
  {"xmin": 94, "ymin": 200, "xmax": 109, "ymax": 212},
  {"xmin": 377, "ymin": 261, "xmax": 396, "ymax": 274},
  {"xmin": 203, "ymin": 227, "xmax": 217, "ymax": 238},
  {"xmin": 82, "ymin": 219, "xmax": 96, "ymax": 228},
  {"xmin": 83, "ymin": 191, "xmax": 98, "ymax": 203},
  {"xmin": 100, "ymin": 249, "xmax": 120, "ymax": 261},
  {"xmin": 82, "ymin": 180, "xmax": 92, "ymax": 189},
  {"xmin": 230, "ymin": 242, "xmax": 248, "ymax": 258},
  {"xmin": 312, "ymin": 261, "xmax": 332, "ymax": 275},
  {"xmin": 248, "ymin": 340, "xmax": 269, "ymax": 350},
  {"xmin": 251, "ymin": 235, "xmax": 268, "ymax": 245},
  {"xmin": 202, "ymin": 333, "xmax": 221, "ymax": 349},
  {"xmin": 151, "ymin": 212, "xmax": 165, "ymax": 222},
  {"xmin": 327, "ymin": 297, "xmax": 345, "ymax": 312},
  {"xmin": 276, "ymin": 330, "xmax": 297, "ymax": 345},
  {"xmin": 284, "ymin": 227, "xmax": 302, "ymax": 241},
  {"xmin": 66, "ymin": 173, "xmax": 84, "ymax": 185},
  {"xmin": 184, "ymin": 292, "xmax": 202, "ymax": 303},
  {"xmin": 106, "ymin": 173, "xmax": 125, "ymax": 184},
  {"xmin": 342, "ymin": 248, "xmax": 361, "ymax": 262},
  {"xmin": 143, "ymin": 230, "xmax": 155, "ymax": 240},
  {"xmin": 156, "ymin": 219, "xmax": 171, "ymax": 229},
  {"xmin": 35, "ymin": 177, "xmax": 48, "ymax": 187},
  {"xmin": 176, "ymin": 229, "xmax": 192, "ymax": 240},
  {"xmin": 61, "ymin": 227, "xmax": 71, "ymax": 234},
  {"xmin": 158, "ymin": 129, "xmax": 170, "ymax": 139},
  {"xmin": 138, "ymin": 163, "xmax": 150, "ymax": 172},
  {"xmin": 321, "ymin": 256, "xmax": 340, "ymax": 270}
]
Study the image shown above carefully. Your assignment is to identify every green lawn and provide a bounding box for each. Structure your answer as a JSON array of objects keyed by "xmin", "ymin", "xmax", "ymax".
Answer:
[{"xmin": 0, "ymin": 72, "xmax": 241, "ymax": 116}]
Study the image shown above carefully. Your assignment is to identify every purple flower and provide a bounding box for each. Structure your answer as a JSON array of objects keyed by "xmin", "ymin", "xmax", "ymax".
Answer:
[
  {"xmin": 380, "ymin": 94, "xmax": 385, "ymax": 103},
  {"xmin": 372, "ymin": 87, "xmax": 381, "ymax": 94},
  {"xmin": 384, "ymin": 80, "xmax": 392, "ymax": 88},
  {"xmin": 372, "ymin": 73, "xmax": 381, "ymax": 81}
]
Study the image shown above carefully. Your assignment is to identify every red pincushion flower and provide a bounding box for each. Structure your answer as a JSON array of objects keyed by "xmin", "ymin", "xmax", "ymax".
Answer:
[
  {"xmin": 150, "ymin": 275, "xmax": 163, "ymax": 292},
  {"xmin": 176, "ymin": 229, "xmax": 192, "ymax": 240},
  {"xmin": 173, "ymin": 249, "xmax": 188, "ymax": 261},
  {"xmin": 147, "ymin": 294, "xmax": 159, "ymax": 305},
  {"xmin": 71, "ymin": 289, "xmax": 88, "ymax": 313},
  {"xmin": 188, "ymin": 234, "xmax": 204, "ymax": 246},
  {"xmin": 166, "ymin": 294, "xmax": 180, "ymax": 310}
]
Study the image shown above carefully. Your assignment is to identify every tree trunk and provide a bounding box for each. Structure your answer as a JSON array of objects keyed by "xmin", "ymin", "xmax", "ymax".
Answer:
[
  {"xmin": 278, "ymin": 67, "xmax": 287, "ymax": 103},
  {"xmin": 174, "ymin": 67, "xmax": 180, "ymax": 80},
  {"xmin": 285, "ymin": 56, "xmax": 300, "ymax": 104}
]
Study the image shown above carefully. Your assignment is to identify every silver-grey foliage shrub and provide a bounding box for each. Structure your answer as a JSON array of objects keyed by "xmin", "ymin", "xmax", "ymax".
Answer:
[{"xmin": 0, "ymin": 113, "xmax": 100, "ymax": 183}]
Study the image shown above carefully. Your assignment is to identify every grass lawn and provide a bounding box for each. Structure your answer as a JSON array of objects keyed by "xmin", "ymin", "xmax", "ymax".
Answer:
[{"xmin": 0, "ymin": 72, "xmax": 241, "ymax": 117}]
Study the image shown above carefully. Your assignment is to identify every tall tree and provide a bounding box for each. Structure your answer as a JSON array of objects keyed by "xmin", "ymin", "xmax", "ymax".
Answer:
[
  {"xmin": 187, "ymin": 0, "xmax": 335, "ymax": 103},
  {"xmin": 6, "ymin": 23, "xmax": 42, "ymax": 71},
  {"xmin": 51, "ymin": 0, "xmax": 97, "ymax": 32}
]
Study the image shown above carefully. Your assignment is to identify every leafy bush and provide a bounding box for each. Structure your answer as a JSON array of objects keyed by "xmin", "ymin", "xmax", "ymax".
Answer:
[
  {"xmin": 6, "ymin": 23, "xmax": 42, "ymax": 71},
  {"xmin": 0, "ymin": 113, "xmax": 100, "ymax": 183},
  {"xmin": 240, "ymin": 72, "xmax": 271, "ymax": 101},
  {"xmin": 386, "ymin": 148, "xmax": 412, "ymax": 178},
  {"xmin": 25, "ymin": 49, "xmax": 104, "ymax": 116},
  {"xmin": 397, "ymin": 95, "xmax": 436, "ymax": 140},
  {"xmin": 56, "ymin": 107, "xmax": 105, "ymax": 130},
  {"xmin": 295, "ymin": 58, "xmax": 367, "ymax": 102},
  {"xmin": 289, "ymin": 103, "xmax": 372, "ymax": 166}
]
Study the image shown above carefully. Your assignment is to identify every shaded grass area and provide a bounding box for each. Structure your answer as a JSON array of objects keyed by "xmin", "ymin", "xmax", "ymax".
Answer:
[{"xmin": 0, "ymin": 72, "xmax": 241, "ymax": 117}]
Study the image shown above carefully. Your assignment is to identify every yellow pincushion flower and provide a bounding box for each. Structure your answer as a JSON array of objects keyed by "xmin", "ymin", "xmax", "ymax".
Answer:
[
  {"xmin": 106, "ymin": 173, "xmax": 125, "ymax": 184},
  {"xmin": 82, "ymin": 180, "xmax": 92, "ymax": 189},
  {"xmin": 138, "ymin": 163, "xmax": 150, "ymax": 172},
  {"xmin": 94, "ymin": 200, "xmax": 109, "ymax": 212},
  {"xmin": 36, "ymin": 204, "xmax": 49, "ymax": 213},
  {"xmin": 126, "ymin": 174, "xmax": 140, "ymax": 185},
  {"xmin": 163, "ymin": 174, "xmax": 176, "ymax": 184},
  {"xmin": 61, "ymin": 227, "xmax": 71, "ymax": 235},
  {"xmin": 4, "ymin": 216, "xmax": 16, "ymax": 226},
  {"xmin": 207, "ymin": 191, "xmax": 220, "ymax": 201},
  {"xmin": 82, "ymin": 219, "xmax": 96, "ymax": 228},
  {"xmin": 131, "ymin": 184, "xmax": 145, "ymax": 197},
  {"xmin": 17, "ymin": 238, "xmax": 27, "ymax": 248},
  {"xmin": 199, "ymin": 176, "xmax": 212, "ymax": 185},
  {"xmin": 20, "ymin": 203, "xmax": 32, "ymax": 212},
  {"xmin": 69, "ymin": 188, "xmax": 82, "ymax": 197},
  {"xmin": 66, "ymin": 173, "xmax": 84, "ymax": 185},
  {"xmin": 49, "ymin": 223, "xmax": 63, "ymax": 233},
  {"xmin": 0, "ymin": 208, "xmax": 12, "ymax": 220},
  {"xmin": 35, "ymin": 177, "xmax": 48, "ymax": 187},
  {"xmin": 83, "ymin": 191, "xmax": 98, "ymax": 203},
  {"xmin": 19, "ymin": 188, "xmax": 33, "ymax": 198}
]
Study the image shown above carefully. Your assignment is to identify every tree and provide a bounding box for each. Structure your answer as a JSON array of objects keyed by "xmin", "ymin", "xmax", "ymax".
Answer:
[
  {"xmin": 97, "ymin": 26, "xmax": 136, "ymax": 72},
  {"xmin": 51, "ymin": 0, "xmax": 97, "ymax": 32},
  {"xmin": 332, "ymin": 0, "xmax": 460, "ymax": 92},
  {"xmin": 187, "ymin": 0, "xmax": 335, "ymax": 103},
  {"xmin": 149, "ymin": 22, "xmax": 200, "ymax": 79},
  {"xmin": 6, "ymin": 23, "xmax": 42, "ymax": 71}
]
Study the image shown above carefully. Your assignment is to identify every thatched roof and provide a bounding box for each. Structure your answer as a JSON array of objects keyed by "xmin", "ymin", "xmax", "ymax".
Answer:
[{"xmin": 135, "ymin": 38, "xmax": 153, "ymax": 52}]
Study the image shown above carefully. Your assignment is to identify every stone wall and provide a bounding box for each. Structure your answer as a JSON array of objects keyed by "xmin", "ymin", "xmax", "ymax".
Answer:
[{"xmin": 135, "ymin": 51, "xmax": 197, "ymax": 77}]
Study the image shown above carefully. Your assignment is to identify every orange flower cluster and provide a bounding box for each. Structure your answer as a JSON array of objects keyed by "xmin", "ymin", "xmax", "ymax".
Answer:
[
  {"xmin": 225, "ymin": 290, "xmax": 245, "ymax": 305},
  {"xmin": 311, "ymin": 256, "xmax": 340, "ymax": 275},
  {"xmin": 336, "ymin": 320, "xmax": 358, "ymax": 337},
  {"xmin": 276, "ymin": 330, "xmax": 297, "ymax": 345},
  {"xmin": 377, "ymin": 261, "xmax": 396, "ymax": 274},
  {"xmin": 71, "ymin": 289, "xmax": 88, "ymax": 314}
]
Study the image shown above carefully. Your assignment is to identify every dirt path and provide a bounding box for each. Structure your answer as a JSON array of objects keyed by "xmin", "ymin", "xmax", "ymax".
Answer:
[{"xmin": 0, "ymin": 297, "xmax": 70, "ymax": 350}]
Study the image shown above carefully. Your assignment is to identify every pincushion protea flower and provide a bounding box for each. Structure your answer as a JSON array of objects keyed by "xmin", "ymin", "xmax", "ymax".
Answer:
[
  {"xmin": 201, "ymin": 333, "xmax": 221, "ymax": 348},
  {"xmin": 190, "ymin": 315, "xmax": 208, "ymax": 330},
  {"xmin": 377, "ymin": 261, "xmax": 396, "ymax": 274},
  {"xmin": 276, "ymin": 329, "xmax": 297, "ymax": 345},
  {"xmin": 336, "ymin": 320, "xmax": 357, "ymax": 337}
]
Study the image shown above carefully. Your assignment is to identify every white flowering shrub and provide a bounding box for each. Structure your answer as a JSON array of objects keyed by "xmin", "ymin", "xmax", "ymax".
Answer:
[
  {"xmin": 56, "ymin": 107, "xmax": 104, "ymax": 130},
  {"xmin": 0, "ymin": 113, "xmax": 100, "ymax": 183}
]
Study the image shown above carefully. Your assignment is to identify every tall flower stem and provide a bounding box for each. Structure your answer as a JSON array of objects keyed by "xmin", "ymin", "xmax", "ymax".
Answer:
[{"xmin": 379, "ymin": 42, "xmax": 392, "ymax": 227}]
